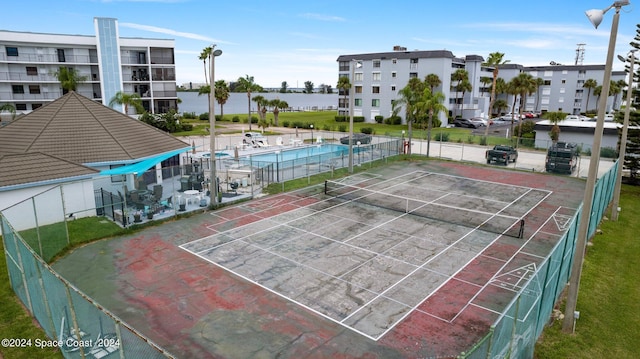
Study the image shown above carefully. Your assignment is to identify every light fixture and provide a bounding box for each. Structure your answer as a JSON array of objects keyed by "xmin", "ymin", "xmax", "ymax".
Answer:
[
  {"xmin": 563, "ymin": 0, "xmax": 630, "ymax": 333},
  {"xmin": 348, "ymin": 60, "xmax": 362, "ymax": 173},
  {"xmin": 209, "ymin": 45, "xmax": 222, "ymax": 205},
  {"xmin": 611, "ymin": 49, "xmax": 637, "ymax": 221}
]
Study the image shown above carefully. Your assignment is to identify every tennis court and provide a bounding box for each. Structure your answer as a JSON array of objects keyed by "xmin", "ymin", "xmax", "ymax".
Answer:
[
  {"xmin": 51, "ymin": 160, "xmax": 586, "ymax": 358},
  {"xmin": 180, "ymin": 170, "xmax": 552, "ymax": 341}
]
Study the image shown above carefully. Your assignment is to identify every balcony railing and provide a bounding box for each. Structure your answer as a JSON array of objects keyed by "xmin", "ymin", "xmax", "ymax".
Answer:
[{"xmin": 0, "ymin": 53, "xmax": 97, "ymax": 64}]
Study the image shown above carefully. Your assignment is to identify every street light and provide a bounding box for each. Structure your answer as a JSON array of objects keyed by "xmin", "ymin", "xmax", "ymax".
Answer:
[
  {"xmin": 310, "ymin": 124, "xmax": 314, "ymax": 143},
  {"xmin": 562, "ymin": 0, "xmax": 630, "ymax": 333},
  {"xmin": 611, "ymin": 49, "xmax": 637, "ymax": 221},
  {"xmin": 209, "ymin": 45, "xmax": 222, "ymax": 205},
  {"xmin": 349, "ymin": 59, "xmax": 362, "ymax": 173}
]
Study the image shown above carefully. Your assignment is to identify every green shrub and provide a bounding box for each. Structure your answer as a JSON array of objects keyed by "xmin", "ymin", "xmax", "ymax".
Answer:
[
  {"xmin": 292, "ymin": 121, "xmax": 305, "ymax": 128},
  {"xmin": 479, "ymin": 136, "xmax": 487, "ymax": 146},
  {"xmin": 361, "ymin": 127, "xmax": 373, "ymax": 134},
  {"xmin": 323, "ymin": 125, "xmax": 332, "ymax": 131},
  {"xmin": 199, "ymin": 113, "xmax": 209, "ymax": 121},
  {"xmin": 601, "ymin": 147, "xmax": 617, "ymax": 158},
  {"xmin": 385, "ymin": 116, "xmax": 402, "ymax": 125},
  {"xmin": 354, "ymin": 116, "xmax": 365, "ymax": 123},
  {"xmin": 232, "ymin": 116, "xmax": 240, "ymax": 122},
  {"xmin": 282, "ymin": 121, "xmax": 290, "ymax": 128},
  {"xmin": 335, "ymin": 115, "xmax": 347, "ymax": 122},
  {"xmin": 338, "ymin": 125, "xmax": 347, "ymax": 132},
  {"xmin": 251, "ymin": 116, "xmax": 259, "ymax": 124},
  {"xmin": 215, "ymin": 115, "xmax": 224, "ymax": 121},
  {"xmin": 374, "ymin": 115, "xmax": 384, "ymax": 124},
  {"xmin": 467, "ymin": 135, "xmax": 475, "ymax": 144},
  {"xmin": 182, "ymin": 112, "xmax": 197, "ymax": 119},
  {"xmin": 435, "ymin": 132, "xmax": 450, "ymax": 142}
]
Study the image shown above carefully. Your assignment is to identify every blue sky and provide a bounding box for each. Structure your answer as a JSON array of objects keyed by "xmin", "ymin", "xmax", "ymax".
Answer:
[{"xmin": 3, "ymin": 0, "xmax": 637, "ymax": 88}]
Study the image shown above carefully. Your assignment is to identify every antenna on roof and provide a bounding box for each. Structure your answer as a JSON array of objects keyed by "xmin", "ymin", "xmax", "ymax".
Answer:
[{"xmin": 575, "ymin": 43, "xmax": 586, "ymax": 65}]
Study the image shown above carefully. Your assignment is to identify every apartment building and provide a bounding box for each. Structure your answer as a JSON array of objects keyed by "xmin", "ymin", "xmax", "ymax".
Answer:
[
  {"xmin": 0, "ymin": 17, "xmax": 178, "ymax": 116},
  {"xmin": 337, "ymin": 48, "xmax": 625, "ymax": 124}
]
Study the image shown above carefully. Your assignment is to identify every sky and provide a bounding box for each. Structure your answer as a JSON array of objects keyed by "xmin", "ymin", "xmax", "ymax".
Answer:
[{"xmin": 2, "ymin": 0, "xmax": 638, "ymax": 88}]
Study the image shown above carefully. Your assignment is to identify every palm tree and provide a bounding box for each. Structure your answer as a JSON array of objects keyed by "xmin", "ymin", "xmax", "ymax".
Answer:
[
  {"xmin": 53, "ymin": 67, "xmax": 87, "ymax": 93},
  {"xmin": 594, "ymin": 85, "xmax": 603, "ymax": 112},
  {"xmin": 214, "ymin": 80, "xmax": 229, "ymax": 118},
  {"xmin": 457, "ymin": 79, "xmax": 472, "ymax": 117},
  {"xmin": 416, "ymin": 87, "xmax": 447, "ymax": 157},
  {"xmin": 494, "ymin": 99, "xmax": 508, "ymax": 115},
  {"xmin": 392, "ymin": 77, "xmax": 425, "ymax": 155},
  {"xmin": 583, "ymin": 79, "xmax": 598, "ymax": 113},
  {"xmin": 534, "ymin": 77, "xmax": 544, "ymax": 113},
  {"xmin": 480, "ymin": 76, "xmax": 492, "ymax": 97},
  {"xmin": 483, "ymin": 52, "xmax": 510, "ymax": 136},
  {"xmin": 424, "ymin": 73, "xmax": 442, "ymax": 94},
  {"xmin": 269, "ymin": 99, "xmax": 289, "ymax": 126},
  {"xmin": 109, "ymin": 91, "xmax": 143, "ymax": 114},
  {"xmin": 512, "ymin": 73, "xmax": 537, "ymax": 148},
  {"xmin": 506, "ymin": 79, "xmax": 519, "ymax": 137},
  {"xmin": 0, "ymin": 103, "xmax": 16, "ymax": 122},
  {"xmin": 235, "ymin": 75, "xmax": 262, "ymax": 130},
  {"xmin": 337, "ymin": 76, "xmax": 351, "ymax": 117},
  {"xmin": 252, "ymin": 95, "xmax": 267, "ymax": 121},
  {"xmin": 451, "ymin": 69, "xmax": 468, "ymax": 119},
  {"xmin": 199, "ymin": 47, "xmax": 212, "ymax": 86},
  {"xmin": 544, "ymin": 111, "xmax": 568, "ymax": 144}
]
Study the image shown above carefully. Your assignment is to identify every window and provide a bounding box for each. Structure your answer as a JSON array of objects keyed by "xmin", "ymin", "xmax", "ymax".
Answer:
[
  {"xmin": 354, "ymin": 73, "xmax": 363, "ymax": 81},
  {"xmin": 543, "ymin": 80, "xmax": 551, "ymax": 86},
  {"xmin": 391, "ymin": 72, "xmax": 396, "ymax": 78},
  {"xmin": 392, "ymin": 58, "xmax": 397, "ymax": 64},
  {"xmin": 12, "ymin": 85, "xmax": 24, "ymax": 94},
  {"xmin": 558, "ymin": 97, "xmax": 564, "ymax": 103},
  {"xmin": 32, "ymin": 103, "xmax": 42, "ymax": 110},
  {"xmin": 110, "ymin": 165, "xmax": 125, "ymax": 183},
  {"xmin": 57, "ymin": 49, "xmax": 66, "ymax": 62},
  {"xmin": 16, "ymin": 104, "xmax": 27, "ymax": 111},
  {"xmin": 409, "ymin": 72, "xmax": 418, "ymax": 78},
  {"xmin": 355, "ymin": 98, "xmax": 362, "ymax": 106},
  {"xmin": 561, "ymin": 79, "xmax": 566, "ymax": 84},
  {"xmin": 355, "ymin": 86, "xmax": 362, "ymax": 94},
  {"xmin": 26, "ymin": 66, "xmax": 37, "ymax": 76},
  {"xmin": 339, "ymin": 61, "xmax": 349, "ymax": 71},
  {"xmin": 560, "ymin": 88, "xmax": 565, "ymax": 94},
  {"xmin": 372, "ymin": 72, "xmax": 381, "ymax": 81},
  {"xmin": 391, "ymin": 85, "xmax": 396, "ymax": 91},
  {"xmin": 372, "ymin": 86, "xmax": 380, "ymax": 94},
  {"xmin": 410, "ymin": 58, "xmax": 418, "ymax": 64},
  {"xmin": 372, "ymin": 99, "xmax": 380, "ymax": 107},
  {"xmin": 373, "ymin": 60, "xmax": 380, "ymax": 68},
  {"xmin": 6, "ymin": 47, "xmax": 18, "ymax": 56},
  {"xmin": 544, "ymin": 71, "xmax": 553, "ymax": 77},
  {"xmin": 29, "ymin": 85, "xmax": 41, "ymax": 94}
]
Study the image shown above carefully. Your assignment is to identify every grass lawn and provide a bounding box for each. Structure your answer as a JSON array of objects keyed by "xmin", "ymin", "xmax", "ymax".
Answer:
[
  {"xmin": 177, "ymin": 111, "xmax": 516, "ymax": 147},
  {"xmin": 534, "ymin": 184, "xmax": 640, "ymax": 358}
]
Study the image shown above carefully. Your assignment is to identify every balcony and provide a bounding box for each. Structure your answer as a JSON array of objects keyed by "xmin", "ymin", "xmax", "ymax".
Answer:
[{"xmin": 0, "ymin": 53, "xmax": 97, "ymax": 64}]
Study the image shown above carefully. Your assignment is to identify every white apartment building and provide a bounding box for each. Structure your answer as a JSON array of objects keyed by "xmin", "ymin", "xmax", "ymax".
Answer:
[
  {"xmin": 0, "ymin": 17, "xmax": 178, "ymax": 116},
  {"xmin": 337, "ymin": 48, "xmax": 625, "ymax": 124}
]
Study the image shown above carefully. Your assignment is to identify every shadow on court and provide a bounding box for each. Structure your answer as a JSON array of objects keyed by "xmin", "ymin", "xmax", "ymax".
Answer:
[{"xmin": 53, "ymin": 160, "xmax": 585, "ymax": 358}]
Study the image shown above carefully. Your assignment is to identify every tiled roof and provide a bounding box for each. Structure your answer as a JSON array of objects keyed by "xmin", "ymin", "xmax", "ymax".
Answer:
[
  {"xmin": 0, "ymin": 152, "xmax": 98, "ymax": 188},
  {"xmin": 0, "ymin": 91, "xmax": 190, "ymax": 164}
]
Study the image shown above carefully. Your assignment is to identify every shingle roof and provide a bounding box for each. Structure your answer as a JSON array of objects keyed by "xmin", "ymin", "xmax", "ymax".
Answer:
[
  {"xmin": 0, "ymin": 152, "xmax": 98, "ymax": 188},
  {"xmin": 0, "ymin": 91, "xmax": 190, "ymax": 164},
  {"xmin": 336, "ymin": 50, "xmax": 455, "ymax": 62}
]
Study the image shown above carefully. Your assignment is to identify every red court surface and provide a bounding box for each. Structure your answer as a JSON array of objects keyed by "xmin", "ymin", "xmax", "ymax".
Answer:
[{"xmin": 53, "ymin": 161, "xmax": 586, "ymax": 358}]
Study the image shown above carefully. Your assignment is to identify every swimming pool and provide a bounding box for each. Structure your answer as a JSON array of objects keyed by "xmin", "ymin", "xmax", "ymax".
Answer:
[{"xmin": 248, "ymin": 144, "xmax": 349, "ymax": 163}]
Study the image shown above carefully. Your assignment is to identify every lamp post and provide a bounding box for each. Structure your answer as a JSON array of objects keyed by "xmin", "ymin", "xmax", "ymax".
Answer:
[
  {"xmin": 349, "ymin": 59, "xmax": 362, "ymax": 173},
  {"xmin": 562, "ymin": 0, "xmax": 630, "ymax": 333},
  {"xmin": 209, "ymin": 45, "xmax": 222, "ymax": 205},
  {"xmin": 310, "ymin": 124, "xmax": 314, "ymax": 143},
  {"xmin": 611, "ymin": 50, "xmax": 637, "ymax": 221}
]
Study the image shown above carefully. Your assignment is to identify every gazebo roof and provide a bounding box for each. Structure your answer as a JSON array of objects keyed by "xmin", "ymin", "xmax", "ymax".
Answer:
[{"xmin": 0, "ymin": 91, "xmax": 189, "ymax": 165}]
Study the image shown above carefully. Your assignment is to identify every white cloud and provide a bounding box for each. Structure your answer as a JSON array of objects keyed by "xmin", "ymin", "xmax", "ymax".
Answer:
[
  {"xmin": 298, "ymin": 13, "xmax": 346, "ymax": 22},
  {"xmin": 119, "ymin": 22, "xmax": 232, "ymax": 44}
]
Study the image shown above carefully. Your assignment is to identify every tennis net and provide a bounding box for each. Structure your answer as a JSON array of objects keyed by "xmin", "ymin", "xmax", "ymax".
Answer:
[{"xmin": 324, "ymin": 180, "xmax": 524, "ymax": 239}]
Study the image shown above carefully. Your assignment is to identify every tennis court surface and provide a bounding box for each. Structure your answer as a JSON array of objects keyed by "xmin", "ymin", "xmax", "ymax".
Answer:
[{"xmin": 53, "ymin": 161, "xmax": 586, "ymax": 358}]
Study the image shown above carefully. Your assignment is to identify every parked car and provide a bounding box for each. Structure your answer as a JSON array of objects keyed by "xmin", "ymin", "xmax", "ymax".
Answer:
[
  {"xmin": 565, "ymin": 115, "xmax": 581, "ymax": 121},
  {"xmin": 453, "ymin": 118, "xmax": 478, "ymax": 128},
  {"xmin": 500, "ymin": 113, "xmax": 524, "ymax": 121},
  {"xmin": 340, "ymin": 133, "xmax": 372, "ymax": 145},
  {"xmin": 468, "ymin": 117, "xmax": 489, "ymax": 127},
  {"xmin": 545, "ymin": 142, "xmax": 579, "ymax": 174},
  {"xmin": 486, "ymin": 145, "xmax": 518, "ymax": 165}
]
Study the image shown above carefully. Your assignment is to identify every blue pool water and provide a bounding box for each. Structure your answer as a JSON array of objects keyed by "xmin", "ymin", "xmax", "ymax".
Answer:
[{"xmin": 247, "ymin": 144, "xmax": 350, "ymax": 163}]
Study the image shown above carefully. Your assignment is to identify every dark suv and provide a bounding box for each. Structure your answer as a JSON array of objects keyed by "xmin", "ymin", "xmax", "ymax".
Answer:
[
  {"xmin": 545, "ymin": 142, "xmax": 579, "ymax": 174},
  {"xmin": 453, "ymin": 118, "xmax": 477, "ymax": 128}
]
